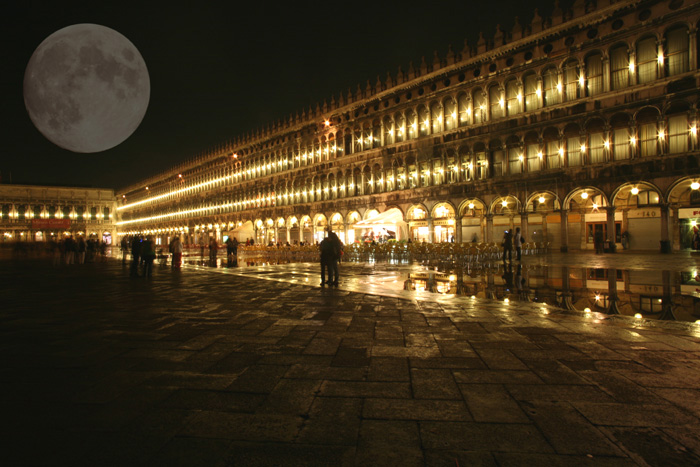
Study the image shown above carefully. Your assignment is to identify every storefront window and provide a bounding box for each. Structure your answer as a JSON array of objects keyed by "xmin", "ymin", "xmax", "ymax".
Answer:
[{"xmin": 586, "ymin": 222, "xmax": 621, "ymax": 243}]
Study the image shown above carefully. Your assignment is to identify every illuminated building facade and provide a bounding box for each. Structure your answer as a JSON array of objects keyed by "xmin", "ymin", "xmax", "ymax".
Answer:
[
  {"xmin": 0, "ymin": 184, "xmax": 117, "ymax": 244},
  {"xmin": 118, "ymin": 0, "xmax": 700, "ymax": 252}
]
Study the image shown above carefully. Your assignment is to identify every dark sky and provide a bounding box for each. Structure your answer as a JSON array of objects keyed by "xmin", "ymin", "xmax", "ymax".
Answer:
[{"xmin": 1, "ymin": 0, "xmax": 571, "ymax": 190}]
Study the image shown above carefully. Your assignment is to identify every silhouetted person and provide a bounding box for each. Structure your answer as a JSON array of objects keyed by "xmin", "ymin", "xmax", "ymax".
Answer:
[
  {"xmin": 130, "ymin": 236, "xmax": 142, "ymax": 276},
  {"xmin": 141, "ymin": 235, "xmax": 156, "ymax": 277},
  {"xmin": 502, "ymin": 230, "xmax": 513, "ymax": 262}
]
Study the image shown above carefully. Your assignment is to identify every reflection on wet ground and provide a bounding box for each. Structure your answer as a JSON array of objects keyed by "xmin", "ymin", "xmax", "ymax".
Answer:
[{"xmin": 179, "ymin": 252, "xmax": 700, "ymax": 323}]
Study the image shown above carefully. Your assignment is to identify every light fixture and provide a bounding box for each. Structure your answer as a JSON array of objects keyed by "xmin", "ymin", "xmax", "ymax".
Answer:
[
  {"xmin": 581, "ymin": 192, "xmax": 589, "ymax": 199},
  {"xmin": 631, "ymin": 187, "xmax": 639, "ymax": 195}
]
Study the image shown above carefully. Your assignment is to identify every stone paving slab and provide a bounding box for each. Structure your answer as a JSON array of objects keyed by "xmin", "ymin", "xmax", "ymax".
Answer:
[{"xmin": 3, "ymin": 257, "xmax": 700, "ymax": 466}]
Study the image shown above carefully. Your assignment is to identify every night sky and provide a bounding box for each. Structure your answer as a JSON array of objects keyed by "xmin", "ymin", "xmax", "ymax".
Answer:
[{"xmin": 2, "ymin": 0, "xmax": 572, "ymax": 190}]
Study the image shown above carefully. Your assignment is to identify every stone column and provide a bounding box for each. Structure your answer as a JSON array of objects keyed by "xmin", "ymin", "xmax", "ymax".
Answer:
[
  {"xmin": 455, "ymin": 217, "xmax": 462, "ymax": 243},
  {"xmin": 602, "ymin": 53, "xmax": 611, "ymax": 92},
  {"xmin": 485, "ymin": 214, "xmax": 493, "ymax": 243},
  {"xmin": 607, "ymin": 268, "xmax": 620, "ymax": 314},
  {"xmin": 560, "ymin": 209, "xmax": 569, "ymax": 253},
  {"xmin": 606, "ymin": 206, "xmax": 616, "ymax": 253},
  {"xmin": 660, "ymin": 203, "xmax": 671, "ymax": 253},
  {"xmin": 690, "ymin": 28, "xmax": 698, "ymax": 71},
  {"xmin": 657, "ymin": 39, "xmax": 666, "ymax": 80},
  {"xmin": 520, "ymin": 210, "xmax": 529, "ymax": 242},
  {"xmin": 428, "ymin": 216, "xmax": 434, "ymax": 243},
  {"xmin": 628, "ymin": 49, "xmax": 637, "ymax": 86}
]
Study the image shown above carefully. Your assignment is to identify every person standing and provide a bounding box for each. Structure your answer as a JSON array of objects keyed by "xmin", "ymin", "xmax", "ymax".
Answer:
[
  {"xmin": 120, "ymin": 236, "xmax": 129, "ymax": 264},
  {"xmin": 502, "ymin": 230, "xmax": 513, "ymax": 262},
  {"xmin": 328, "ymin": 229, "xmax": 343, "ymax": 285},
  {"xmin": 130, "ymin": 235, "xmax": 142, "ymax": 277},
  {"xmin": 171, "ymin": 236, "xmax": 183, "ymax": 269},
  {"xmin": 77, "ymin": 236, "xmax": 86, "ymax": 264},
  {"xmin": 514, "ymin": 227, "xmax": 523, "ymax": 261},
  {"xmin": 319, "ymin": 233, "xmax": 337, "ymax": 286},
  {"xmin": 209, "ymin": 237, "xmax": 218, "ymax": 264},
  {"xmin": 141, "ymin": 235, "xmax": 156, "ymax": 277},
  {"xmin": 594, "ymin": 229, "xmax": 604, "ymax": 254}
]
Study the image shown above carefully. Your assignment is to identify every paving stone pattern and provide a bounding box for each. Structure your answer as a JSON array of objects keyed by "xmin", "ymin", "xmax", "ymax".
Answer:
[{"xmin": 2, "ymin": 258, "xmax": 700, "ymax": 466}]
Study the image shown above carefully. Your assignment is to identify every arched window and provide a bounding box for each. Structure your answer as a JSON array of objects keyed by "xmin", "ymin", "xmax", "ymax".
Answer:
[
  {"xmin": 489, "ymin": 86, "xmax": 503, "ymax": 119},
  {"xmin": 565, "ymin": 126, "xmax": 583, "ymax": 166},
  {"xmin": 586, "ymin": 53, "xmax": 604, "ymax": 96},
  {"xmin": 431, "ymin": 102, "xmax": 443, "ymax": 133},
  {"xmin": 444, "ymin": 98, "xmax": 457, "ymax": 130},
  {"xmin": 668, "ymin": 113, "xmax": 689, "ymax": 153},
  {"xmin": 666, "ymin": 26, "xmax": 689, "ymax": 76},
  {"xmin": 491, "ymin": 141, "xmax": 505, "ymax": 177},
  {"xmin": 610, "ymin": 44, "xmax": 629, "ymax": 89},
  {"xmin": 508, "ymin": 145, "xmax": 522, "ymax": 175},
  {"xmin": 544, "ymin": 129, "xmax": 561, "ymax": 169},
  {"xmin": 394, "ymin": 112, "xmax": 405, "ymax": 143},
  {"xmin": 457, "ymin": 93, "xmax": 470, "ymax": 126},
  {"xmin": 473, "ymin": 90, "xmax": 487, "ymax": 124},
  {"xmin": 475, "ymin": 149, "xmax": 488, "ymax": 179},
  {"xmin": 563, "ymin": 60, "xmax": 581, "ymax": 100},
  {"xmin": 587, "ymin": 121, "xmax": 606, "ymax": 164},
  {"xmin": 637, "ymin": 36, "xmax": 658, "ymax": 84},
  {"xmin": 542, "ymin": 68, "xmax": 561, "ymax": 106},
  {"xmin": 610, "ymin": 114, "xmax": 631, "ymax": 161},
  {"xmin": 353, "ymin": 127, "xmax": 363, "ymax": 153},
  {"xmin": 525, "ymin": 137, "xmax": 541, "ymax": 172},
  {"xmin": 638, "ymin": 111, "xmax": 658, "ymax": 157},
  {"xmin": 523, "ymin": 73, "xmax": 539, "ymax": 112},
  {"xmin": 505, "ymin": 80, "xmax": 519, "ymax": 116},
  {"xmin": 383, "ymin": 116, "xmax": 394, "ymax": 145},
  {"xmin": 418, "ymin": 105, "xmax": 430, "ymax": 136},
  {"xmin": 406, "ymin": 109, "xmax": 418, "ymax": 139}
]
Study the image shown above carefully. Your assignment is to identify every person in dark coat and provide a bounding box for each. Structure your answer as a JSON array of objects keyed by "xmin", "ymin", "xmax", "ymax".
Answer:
[
  {"xmin": 130, "ymin": 236, "xmax": 142, "ymax": 277},
  {"xmin": 502, "ymin": 230, "xmax": 513, "ymax": 262}
]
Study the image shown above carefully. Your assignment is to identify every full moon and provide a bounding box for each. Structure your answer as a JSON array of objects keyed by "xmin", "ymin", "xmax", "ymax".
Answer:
[{"xmin": 23, "ymin": 24, "xmax": 150, "ymax": 153}]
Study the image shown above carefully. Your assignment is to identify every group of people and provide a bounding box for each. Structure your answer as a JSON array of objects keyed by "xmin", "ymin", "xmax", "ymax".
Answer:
[
  {"xmin": 501, "ymin": 227, "xmax": 524, "ymax": 262},
  {"xmin": 319, "ymin": 228, "xmax": 343, "ymax": 286},
  {"xmin": 124, "ymin": 235, "xmax": 157, "ymax": 277},
  {"xmin": 51, "ymin": 235, "xmax": 107, "ymax": 266}
]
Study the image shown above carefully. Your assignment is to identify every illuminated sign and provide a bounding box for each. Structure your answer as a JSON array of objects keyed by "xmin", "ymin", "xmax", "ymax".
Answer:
[{"xmin": 31, "ymin": 219, "xmax": 70, "ymax": 229}]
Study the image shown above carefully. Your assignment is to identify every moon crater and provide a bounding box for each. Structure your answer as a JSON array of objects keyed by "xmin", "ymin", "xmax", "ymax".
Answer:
[{"xmin": 24, "ymin": 24, "xmax": 150, "ymax": 153}]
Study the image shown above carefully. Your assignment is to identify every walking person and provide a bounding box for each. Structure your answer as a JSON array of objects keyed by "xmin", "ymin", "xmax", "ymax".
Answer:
[
  {"xmin": 502, "ymin": 230, "xmax": 513, "ymax": 262},
  {"xmin": 514, "ymin": 227, "xmax": 523, "ymax": 261}
]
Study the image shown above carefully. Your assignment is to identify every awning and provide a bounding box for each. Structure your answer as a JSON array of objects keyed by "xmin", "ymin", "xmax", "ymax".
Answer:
[{"xmin": 355, "ymin": 208, "xmax": 404, "ymax": 227}]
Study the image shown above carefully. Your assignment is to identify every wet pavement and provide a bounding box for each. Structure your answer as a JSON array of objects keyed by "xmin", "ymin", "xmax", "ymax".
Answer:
[{"xmin": 3, "ymin": 252, "xmax": 700, "ymax": 465}]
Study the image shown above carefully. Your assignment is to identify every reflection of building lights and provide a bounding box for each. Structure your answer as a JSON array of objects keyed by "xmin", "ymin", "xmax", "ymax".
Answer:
[
  {"xmin": 504, "ymin": 298, "xmax": 509, "ymax": 303},
  {"xmin": 634, "ymin": 313, "xmax": 643, "ymax": 319}
]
